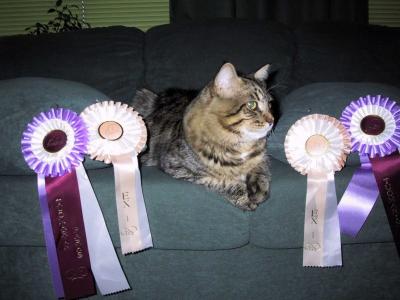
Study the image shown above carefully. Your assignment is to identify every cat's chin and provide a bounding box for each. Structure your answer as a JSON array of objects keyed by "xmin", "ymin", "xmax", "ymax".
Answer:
[{"xmin": 242, "ymin": 124, "xmax": 273, "ymax": 141}]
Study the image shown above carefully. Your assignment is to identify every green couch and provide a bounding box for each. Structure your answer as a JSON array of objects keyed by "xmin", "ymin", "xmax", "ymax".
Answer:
[{"xmin": 1, "ymin": 20, "xmax": 399, "ymax": 299}]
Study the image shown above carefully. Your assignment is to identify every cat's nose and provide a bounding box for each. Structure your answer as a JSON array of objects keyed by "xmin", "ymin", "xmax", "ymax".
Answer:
[{"xmin": 263, "ymin": 113, "xmax": 274, "ymax": 124}]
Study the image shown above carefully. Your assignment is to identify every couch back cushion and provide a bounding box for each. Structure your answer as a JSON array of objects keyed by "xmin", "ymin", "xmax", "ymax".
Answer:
[
  {"xmin": 291, "ymin": 23, "xmax": 400, "ymax": 90},
  {"xmin": 145, "ymin": 20, "xmax": 295, "ymax": 101},
  {"xmin": 268, "ymin": 82, "xmax": 400, "ymax": 166},
  {"xmin": 0, "ymin": 26, "xmax": 145, "ymax": 103},
  {"xmin": 0, "ymin": 77, "xmax": 109, "ymax": 175}
]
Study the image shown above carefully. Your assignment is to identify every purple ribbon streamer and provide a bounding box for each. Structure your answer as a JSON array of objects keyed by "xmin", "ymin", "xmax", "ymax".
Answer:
[
  {"xmin": 46, "ymin": 170, "xmax": 96, "ymax": 299},
  {"xmin": 370, "ymin": 152, "xmax": 400, "ymax": 256},
  {"xmin": 37, "ymin": 175, "xmax": 64, "ymax": 298},
  {"xmin": 338, "ymin": 155, "xmax": 380, "ymax": 237}
]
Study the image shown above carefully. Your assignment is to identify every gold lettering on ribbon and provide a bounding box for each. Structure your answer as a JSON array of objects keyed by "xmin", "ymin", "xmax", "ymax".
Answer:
[
  {"xmin": 55, "ymin": 198, "xmax": 86, "ymax": 258},
  {"xmin": 383, "ymin": 177, "xmax": 400, "ymax": 225},
  {"xmin": 65, "ymin": 266, "xmax": 90, "ymax": 281},
  {"xmin": 311, "ymin": 209, "xmax": 318, "ymax": 224},
  {"xmin": 56, "ymin": 198, "xmax": 70, "ymax": 251},
  {"xmin": 121, "ymin": 191, "xmax": 138, "ymax": 236},
  {"xmin": 73, "ymin": 227, "xmax": 84, "ymax": 259},
  {"xmin": 304, "ymin": 243, "xmax": 321, "ymax": 252},
  {"xmin": 122, "ymin": 192, "xmax": 131, "ymax": 207},
  {"xmin": 305, "ymin": 209, "xmax": 321, "ymax": 251}
]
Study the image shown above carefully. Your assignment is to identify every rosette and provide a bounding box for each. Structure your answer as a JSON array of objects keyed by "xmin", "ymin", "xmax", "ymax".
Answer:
[
  {"xmin": 21, "ymin": 108, "xmax": 87, "ymax": 177},
  {"xmin": 337, "ymin": 95, "xmax": 400, "ymax": 255},
  {"xmin": 81, "ymin": 101, "xmax": 153, "ymax": 255},
  {"xmin": 21, "ymin": 108, "xmax": 129, "ymax": 299},
  {"xmin": 285, "ymin": 114, "xmax": 350, "ymax": 267}
]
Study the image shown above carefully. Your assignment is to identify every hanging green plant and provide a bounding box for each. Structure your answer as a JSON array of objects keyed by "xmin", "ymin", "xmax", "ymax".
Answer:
[{"xmin": 25, "ymin": 0, "xmax": 90, "ymax": 35}]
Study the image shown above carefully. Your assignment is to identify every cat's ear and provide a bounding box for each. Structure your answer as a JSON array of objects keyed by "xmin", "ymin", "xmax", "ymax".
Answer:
[
  {"xmin": 214, "ymin": 63, "xmax": 240, "ymax": 98},
  {"xmin": 254, "ymin": 64, "xmax": 271, "ymax": 81}
]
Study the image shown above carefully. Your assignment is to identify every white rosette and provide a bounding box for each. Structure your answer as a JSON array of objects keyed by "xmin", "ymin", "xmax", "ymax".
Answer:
[
  {"xmin": 285, "ymin": 114, "xmax": 350, "ymax": 267},
  {"xmin": 81, "ymin": 101, "xmax": 152, "ymax": 255}
]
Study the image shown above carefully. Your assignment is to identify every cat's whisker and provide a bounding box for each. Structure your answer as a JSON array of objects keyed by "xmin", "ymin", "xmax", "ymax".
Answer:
[{"xmin": 267, "ymin": 81, "xmax": 288, "ymax": 93}]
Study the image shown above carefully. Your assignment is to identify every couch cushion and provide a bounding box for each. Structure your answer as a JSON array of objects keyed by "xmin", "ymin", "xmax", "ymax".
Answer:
[
  {"xmin": 250, "ymin": 158, "xmax": 394, "ymax": 248},
  {"xmin": 0, "ymin": 77, "xmax": 108, "ymax": 175},
  {"xmin": 0, "ymin": 26, "xmax": 144, "ymax": 102},
  {"xmin": 145, "ymin": 20, "xmax": 295, "ymax": 100},
  {"xmin": 291, "ymin": 22, "xmax": 400, "ymax": 89},
  {"xmin": 268, "ymin": 82, "xmax": 400, "ymax": 165},
  {"xmin": 0, "ymin": 166, "xmax": 249, "ymax": 250}
]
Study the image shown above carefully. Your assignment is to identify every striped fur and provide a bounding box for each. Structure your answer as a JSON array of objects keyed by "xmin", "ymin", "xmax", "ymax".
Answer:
[{"xmin": 132, "ymin": 63, "xmax": 274, "ymax": 210}]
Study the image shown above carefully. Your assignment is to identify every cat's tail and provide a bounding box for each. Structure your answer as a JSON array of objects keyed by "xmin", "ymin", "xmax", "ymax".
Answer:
[{"xmin": 131, "ymin": 88, "xmax": 158, "ymax": 119}]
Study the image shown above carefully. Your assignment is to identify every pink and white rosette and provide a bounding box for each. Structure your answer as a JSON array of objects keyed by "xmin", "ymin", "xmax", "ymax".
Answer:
[
  {"xmin": 81, "ymin": 101, "xmax": 153, "ymax": 255},
  {"xmin": 285, "ymin": 114, "xmax": 350, "ymax": 267},
  {"xmin": 337, "ymin": 95, "xmax": 400, "ymax": 256},
  {"xmin": 21, "ymin": 108, "xmax": 130, "ymax": 299}
]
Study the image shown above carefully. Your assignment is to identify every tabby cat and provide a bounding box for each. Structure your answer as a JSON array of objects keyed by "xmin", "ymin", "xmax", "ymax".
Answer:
[{"xmin": 132, "ymin": 63, "xmax": 274, "ymax": 210}]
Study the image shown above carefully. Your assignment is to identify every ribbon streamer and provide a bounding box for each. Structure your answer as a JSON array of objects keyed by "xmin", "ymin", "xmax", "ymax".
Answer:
[
  {"xmin": 285, "ymin": 114, "xmax": 350, "ymax": 267},
  {"xmin": 37, "ymin": 175, "xmax": 64, "ymax": 298},
  {"xmin": 81, "ymin": 101, "xmax": 153, "ymax": 255},
  {"xmin": 303, "ymin": 171, "xmax": 342, "ymax": 267},
  {"xmin": 113, "ymin": 154, "xmax": 153, "ymax": 254},
  {"xmin": 323, "ymin": 172, "xmax": 342, "ymax": 266},
  {"xmin": 45, "ymin": 170, "xmax": 96, "ymax": 299},
  {"xmin": 370, "ymin": 152, "xmax": 400, "ymax": 254},
  {"xmin": 76, "ymin": 164, "xmax": 130, "ymax": 294},
  {"xmin": 337, "ymin": 155, "xmax": 380, "ymax": 237}
]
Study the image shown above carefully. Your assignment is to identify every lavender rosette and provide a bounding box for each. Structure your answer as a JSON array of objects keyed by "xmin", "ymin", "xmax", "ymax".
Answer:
[
  {"xmin": 22, "ymin": 108, "xmax": 87, "ymax": 177},
  {"xmin": 21, "ymin": 108, "xmax": 96, "ymax": 299},
  {"xmin": 337, "ymin": 95, "xmax": 400, "ymax": 255}
]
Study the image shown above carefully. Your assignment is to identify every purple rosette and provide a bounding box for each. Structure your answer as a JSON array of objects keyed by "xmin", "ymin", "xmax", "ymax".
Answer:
[
  {"xmin": 21, "ymin": 108, "xmax": 88, "ymax": 177},
  {"xmin": 337, "ymin": 95, "xmax": 400, "ymax": 256},
  {"xmin": 21, "ymin": 108, "xmax": 96, "ymax": 299},
  {"xmin": 340, "ymin": 95, "xmax": 400, "ymax": 157}
]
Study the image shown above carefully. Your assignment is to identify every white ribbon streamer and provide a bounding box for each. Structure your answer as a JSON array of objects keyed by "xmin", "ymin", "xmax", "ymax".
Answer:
[
  {"xmin": 76, "ymin": 164, "xmax": 130, "ymax": 294},
  {"xmin": 323, "ymin": 172, "xmax": 342, "ymax": 266},
  {"xmin": 113, "ymin": 154, "xmax": 153, "ymax": 254},
  {"xmin": 303, "ymin": 171, "xmax": 342, "ymax": 267}
]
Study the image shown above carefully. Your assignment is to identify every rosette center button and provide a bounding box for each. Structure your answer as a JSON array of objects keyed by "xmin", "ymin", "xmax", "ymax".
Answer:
[
  {"xmin": 305, "ymin": 134, "xmax": 329, "ymax": 157},
  {"xmin": 360, "ymin": 115, "xmax": 385, "ymax": 136},
  {"xmin": 99, "ymin": 121, "xmax": 124, "ymax": 141},
  {"xmin": 43, "ymin": 130, "xmax": 68, "ymax": 153}
]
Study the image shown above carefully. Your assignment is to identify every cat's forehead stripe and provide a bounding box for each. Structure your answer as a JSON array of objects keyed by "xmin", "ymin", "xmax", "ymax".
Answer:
[{"xmin": 251, "ymin": 91, "xmax": 261, "ymax": 101}]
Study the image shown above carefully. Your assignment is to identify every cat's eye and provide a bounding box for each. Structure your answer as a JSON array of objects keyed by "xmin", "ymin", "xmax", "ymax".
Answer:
[{"xmin": 247, "ymin": 101, "xmax": 258, "ymax": 111}]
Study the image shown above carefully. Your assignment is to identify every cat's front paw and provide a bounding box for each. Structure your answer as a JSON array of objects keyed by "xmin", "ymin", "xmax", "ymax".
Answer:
[
  {"xmin": 246, "ymin": 173, "xmax": 270, "ymax": 205},
  {"xmin": 225, "ymin": 184, "xmax": 258, "ymax": 211}
]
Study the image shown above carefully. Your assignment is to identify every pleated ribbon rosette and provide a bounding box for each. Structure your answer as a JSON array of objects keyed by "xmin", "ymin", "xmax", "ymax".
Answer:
[
  {"xmin": 285, "ymin": 114, "xmax": 350, "ymax": 267},
  {"xmin": 80, "ymin": 101, "xmax": 153, "ymax": 255},
  {"xmin": 337, "ymin": 95, "xmax": 400, "ymax": 255},
  {"xmin": 21, "ymin": 108, "xmax": 130, "ymax": 299}
]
